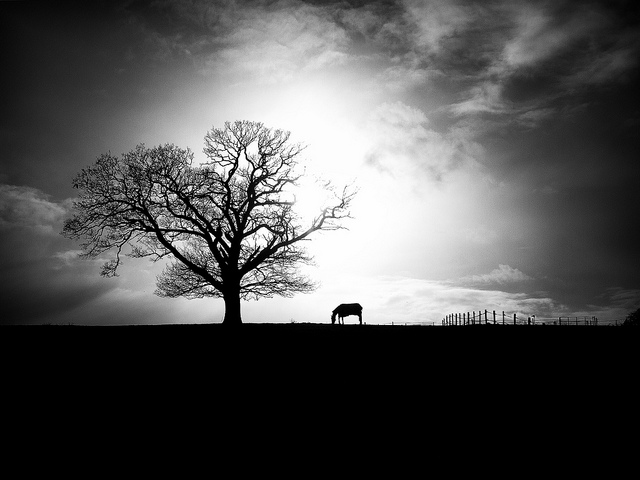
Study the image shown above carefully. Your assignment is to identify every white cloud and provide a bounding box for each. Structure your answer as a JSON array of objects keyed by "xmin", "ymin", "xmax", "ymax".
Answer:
[
  {"xmin": 196, "ymin": 2, "xmax": 351, "ymax": 82},
  {"xmin": 497, "ymin": 5, "xmax": 597, "ymax": 72},
  {"xmin": 515, "ymin": 107, "xmax": 557, "ymax": 127},
  {"xmin": 458, "ymin": 264, "xmax": 533, "ymax": 286},
  {"xmin": 370, "ymin": 100, "xmax": 428, "ymax": 126},
  {"xmin": 365, "ymin": 101, "xmax": 477, "ymax": 182},
  {"xmin": 127, "ymin": 0, "xmax": 353, "ymax": 83},
  {"xmin": 377, "ymin": 62, "xmax": 437, "ymax": 92},
  {"xmin": 450, "ymin": 81, "xmax": 507, "ymax": 116}
]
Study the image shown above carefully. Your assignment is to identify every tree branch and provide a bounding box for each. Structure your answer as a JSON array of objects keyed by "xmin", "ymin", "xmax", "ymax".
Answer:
[{"xmin": 62, "ymin": 121, "xmax": 357, "ymax": 313}]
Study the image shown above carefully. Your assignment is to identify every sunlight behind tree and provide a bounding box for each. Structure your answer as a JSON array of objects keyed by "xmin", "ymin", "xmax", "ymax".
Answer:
[{"xmin": 62, "ymin": 121, "xmax": 356, "ymax": 325}]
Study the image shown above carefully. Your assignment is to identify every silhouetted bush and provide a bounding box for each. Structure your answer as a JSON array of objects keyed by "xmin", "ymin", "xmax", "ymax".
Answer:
[{"xmin": 623, "ymin": 307, "xmax": 640, "ymax": 326}]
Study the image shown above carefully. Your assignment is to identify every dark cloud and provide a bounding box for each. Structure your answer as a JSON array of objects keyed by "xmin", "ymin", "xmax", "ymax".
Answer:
[
  {"xmin": 0, "ymin": 184, "xmax": 107, "ymax": 324},
  {"xmin": 0, "ymin": 2, "xmax": 172, "ymax": 197},
  {"xmin": 1, "ymin": 261, "xmax": 111, "ymax": 324},
  {"xmin": 0, "ymin": 183, "xmax": 198, "ymax": 325}
]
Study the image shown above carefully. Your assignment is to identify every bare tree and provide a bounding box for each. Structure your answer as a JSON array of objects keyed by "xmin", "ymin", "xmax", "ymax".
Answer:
[{"xmin": 63, "ymin": 121, "xmax": 356, "ymax": 325}]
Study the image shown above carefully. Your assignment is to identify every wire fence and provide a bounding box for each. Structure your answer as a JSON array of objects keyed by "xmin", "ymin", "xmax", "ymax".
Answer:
[
  {"xmin": 350, "ymin": 314, "xmax": 627, "ymax": 327},
  {"xmin": 441, "ymin": 310, "xmax": 600, "ymax": 326}
]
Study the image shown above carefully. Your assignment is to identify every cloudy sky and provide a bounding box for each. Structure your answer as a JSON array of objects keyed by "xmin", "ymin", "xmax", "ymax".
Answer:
[{"xmin": 2, "ymin": 0, "xmax": 639, "ymax": 325}]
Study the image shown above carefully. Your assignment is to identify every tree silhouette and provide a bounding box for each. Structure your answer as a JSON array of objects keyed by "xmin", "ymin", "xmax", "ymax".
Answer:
[
  {"xmin": 63, "ymin": 121, "xmax": 356, "ymax": 325},
  {"xmin": 623, "ymin": 307, "xmax": 640, "ymax": 327}
]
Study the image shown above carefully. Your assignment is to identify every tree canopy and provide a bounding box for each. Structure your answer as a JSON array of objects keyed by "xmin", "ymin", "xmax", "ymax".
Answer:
[{"xmin": 63, "ymin": 120, "xmax": 356, "ymax": 324}]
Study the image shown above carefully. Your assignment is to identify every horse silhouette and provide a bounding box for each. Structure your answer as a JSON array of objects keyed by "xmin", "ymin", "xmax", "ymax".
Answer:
[{"xmin": 331, "ymin": 303, "xmax": 363, "ymax": 325}]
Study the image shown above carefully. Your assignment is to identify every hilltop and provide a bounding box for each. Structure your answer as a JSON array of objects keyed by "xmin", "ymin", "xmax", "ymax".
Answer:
[
  {"xmin": 1, "ymin": 322, "xmax": 635, "ymax": 411},
  {"xmin": 1, "ymin": 322, "xmax": 632, "ymax": 365}
]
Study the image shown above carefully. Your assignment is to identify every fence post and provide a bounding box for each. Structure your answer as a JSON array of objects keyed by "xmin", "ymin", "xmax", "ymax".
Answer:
[
  {"xmin": 493, "ymin": 310, "xmax": 496, "ymax": 324},
  {"xmin": 502, "ymin": 311, "xmax": 505, "ymax": 325},
  {"xmin": 513, "ymin": 313, "xmax": 517, "ymax": 325},
  {"xmin": 559, "ymin": 316, "xmax": 562, "ymax": 326}
]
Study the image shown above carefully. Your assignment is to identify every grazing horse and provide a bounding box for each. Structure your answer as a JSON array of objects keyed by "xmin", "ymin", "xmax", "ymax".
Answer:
[{"xmin": 331, "ymin": 303, "xmax": 363, "ymax": 325}]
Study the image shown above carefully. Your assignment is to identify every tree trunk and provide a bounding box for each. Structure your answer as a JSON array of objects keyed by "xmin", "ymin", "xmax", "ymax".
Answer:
[{"xmin": 222, "ymin": 289, "xmax": 242, "ymax": 325}]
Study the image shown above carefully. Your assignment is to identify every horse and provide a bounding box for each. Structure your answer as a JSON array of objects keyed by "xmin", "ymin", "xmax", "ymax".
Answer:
[{"xmin": 331, "ymin": 303, "xmax": 363, "ymax": 325}]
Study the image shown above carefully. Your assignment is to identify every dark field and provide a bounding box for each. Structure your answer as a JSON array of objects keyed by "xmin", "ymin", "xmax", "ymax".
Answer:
[
  {"xmin": 2, "ymin": 322, "xmax": 634, "ymax": 370},
  {"xmin": 2, "ymin": 323, "xmax": 635, "ymax": 432}
]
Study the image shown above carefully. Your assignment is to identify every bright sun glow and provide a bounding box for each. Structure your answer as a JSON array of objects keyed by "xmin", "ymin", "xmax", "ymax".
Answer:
[{"xmin": 291, "ymin": 176, "xmax": 334, "ymax": 222}]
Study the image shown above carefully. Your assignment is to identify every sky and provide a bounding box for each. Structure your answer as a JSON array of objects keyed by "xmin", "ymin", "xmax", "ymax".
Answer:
[{"xmin": 1, "ymin": 0, "xmax": 639, "ymax": 325}]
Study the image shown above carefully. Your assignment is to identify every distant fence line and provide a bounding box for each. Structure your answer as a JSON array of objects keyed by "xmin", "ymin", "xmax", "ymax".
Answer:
[{"xmin": 442, "ymin": 310, "xmax": 599, "ymax": 326}]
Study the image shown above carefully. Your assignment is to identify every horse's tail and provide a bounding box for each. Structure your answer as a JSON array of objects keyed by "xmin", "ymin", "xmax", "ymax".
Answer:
[{"xmin": 331, "ymin": 311, "xmax": 337, "ymax": 324}]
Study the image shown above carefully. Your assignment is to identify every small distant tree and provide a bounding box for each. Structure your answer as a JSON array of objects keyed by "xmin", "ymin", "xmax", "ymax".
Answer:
[
  {"xmin": 63, "ymin": 121, "xmax": 356, "ymax": 325},
  {"xmin": 623, "ymin": 307, "xmax": 640, "ymax": 327}
]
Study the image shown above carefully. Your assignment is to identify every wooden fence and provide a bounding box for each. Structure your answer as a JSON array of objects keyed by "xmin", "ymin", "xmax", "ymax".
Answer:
[{"xmin": 442, "ymin": 310, "xmax": 598, "ymax": 326}]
